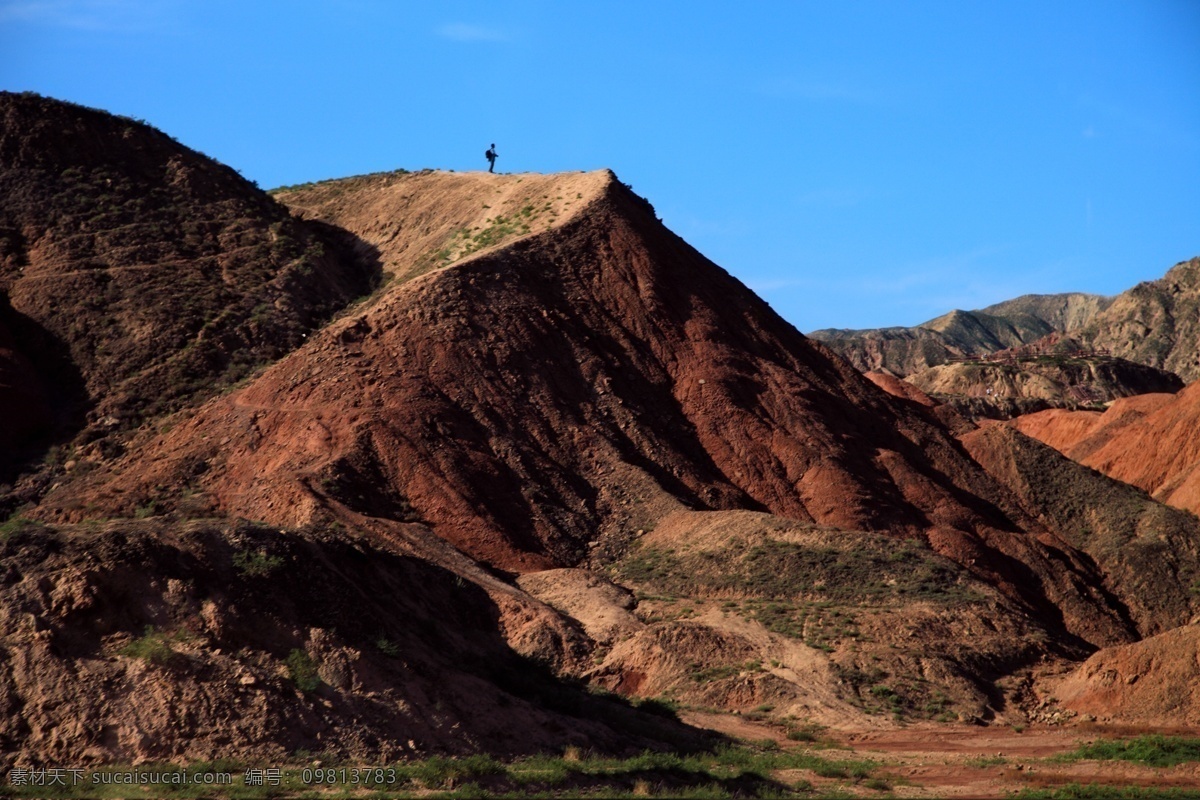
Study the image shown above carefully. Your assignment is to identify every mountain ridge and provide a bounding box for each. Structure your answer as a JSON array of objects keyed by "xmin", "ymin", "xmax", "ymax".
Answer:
[
  {"xmin": 809, "ymin": 260, "xmax": 1200, "ymax": 384},
  {"xmin": 0, "ymin": 90, "xmax": 378, "ymax": 496}
]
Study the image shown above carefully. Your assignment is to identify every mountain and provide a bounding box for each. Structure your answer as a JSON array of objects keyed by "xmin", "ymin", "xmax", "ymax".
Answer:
[
  {"xmin": 979, "ymin": 292, "xmax": 1113, "ymax": 333},
  {"xmin": 34, "ymin": 167, "xmax": 1185, "ymax": 648},
  {"xmin": 1079, "ymin": 257, "xmax": 1200, "ymax": 383},
  {"xmin": 809, "ymin": 293, "xmax": 1110, "ymax": 376},
  {"xmin": 806, "ymin": 324, "xmax": 968, "ymax": 376},
  {"xmin": 903, "ymin": 336, "xmax": 1184, "ymax": 421},
  {"xmin": 7, "ymin": 95, "xmax": 1200, "ymax": 764},
  {"xmin": 810, "ymin": 259, "xmax": 1200, "ymax": 386},
  {"xmin": 0, "ymin": 91, "xmax": 377, "ymax": 493},
  {"xmin": 32, "ymin": 164, "xmax": 1200, "ymax": 733}
]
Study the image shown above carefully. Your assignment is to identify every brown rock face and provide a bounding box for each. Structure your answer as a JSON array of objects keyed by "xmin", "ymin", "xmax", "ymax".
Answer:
[
  {"xmin": 0, "ymin": 92, "xmax": 377, "ymax": 483},
  {"xmin": 0, "ymin": 518, "xmax": 702, "ymax": 765},
  {"xmin": 1080, "ymin": 257, "xmax": 1200, "ymax": 382},
  {"xmin": 1052, "ymin": 624, "xmax": 1200, "ymax": 727},
  {"xmin": 864, "ymin": 370, "xmax": 937, "ymax": 407},
  {"xmin": 905, "ymin": 347, "xmax": 1182, "ymax": 422}
]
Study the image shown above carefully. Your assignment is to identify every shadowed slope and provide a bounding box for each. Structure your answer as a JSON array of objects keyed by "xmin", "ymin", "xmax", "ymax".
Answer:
[
  {"xmin": 0, "ymin": 517, "xmax": 708, "ymax": 764},
  {"xmin": 961, "ymin": 424, "xmax": 1200, "ymax": 637},
  {"xmin": 0, "ymin": 92, "xmax": 377, "ymax": 487}
]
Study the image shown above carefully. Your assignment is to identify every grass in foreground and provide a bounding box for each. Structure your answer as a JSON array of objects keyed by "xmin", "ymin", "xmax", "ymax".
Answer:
[
  {"xmin": 1012, "ymin": 786, "xmax": 1200, "ymax": 800},
  {"xmin": 0, "ymin": 745, "xmax": 879, "ymax": 798},
  {"xmin": 1054, "ymin": 735, "xmax": 1200, "ymax": 768}
]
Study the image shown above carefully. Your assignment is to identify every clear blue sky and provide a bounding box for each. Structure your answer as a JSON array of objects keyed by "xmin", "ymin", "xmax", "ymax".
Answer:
[{"xmin": 3, "ymin": 1, "xmax": 1198, "ymax": 331}]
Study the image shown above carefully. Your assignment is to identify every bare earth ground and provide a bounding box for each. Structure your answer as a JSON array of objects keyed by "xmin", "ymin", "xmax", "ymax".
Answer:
[{"xmin": 685, "ymin": 712, "xmax": 1200, "ymax": 797}]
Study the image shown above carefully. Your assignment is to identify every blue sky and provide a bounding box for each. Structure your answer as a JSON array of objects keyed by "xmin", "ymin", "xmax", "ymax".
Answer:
[{"xmin": 3, "ymin": 0, "xmax": 1198, "ymax": 331}]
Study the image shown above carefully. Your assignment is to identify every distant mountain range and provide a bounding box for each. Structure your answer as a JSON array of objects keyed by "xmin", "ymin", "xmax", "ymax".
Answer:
[{"xmin": 810, "ymin": 262, "xmax": 1200, "ymax": 383}]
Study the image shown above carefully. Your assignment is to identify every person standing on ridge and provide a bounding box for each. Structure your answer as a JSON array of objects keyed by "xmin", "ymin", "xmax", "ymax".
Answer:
[{"xmin": 485, "ymin": 143, "xmax": 498, "ymax": 173}]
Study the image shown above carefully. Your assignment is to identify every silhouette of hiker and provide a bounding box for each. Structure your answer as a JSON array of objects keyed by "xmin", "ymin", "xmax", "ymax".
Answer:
[{"xmin": 485, "ymin": 143, "xmax": 498, "ymax": 173}]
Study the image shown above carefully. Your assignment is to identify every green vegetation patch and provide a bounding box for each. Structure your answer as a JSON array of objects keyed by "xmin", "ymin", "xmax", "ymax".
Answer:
[
  {"xmin": 387, "ymin": 746, "xmax": 876, "ymax": 794},
  {"xmin": 0, "ymin": 745, "xmax": 875, "ymax": 798},
  {"xmin": 1012, "ymin": 786, "xmax": 1200, "ymax": 800},
  {"xmin": 447, "ymin": 213, "xmax": 535, "ymax": 264},
  {"xmin": 617, "ymin": 536, "xmax": 979, "ymax": 605},
  {"xmin": 0, "ymin": 514, "xmax": 46, "ymax": 539},
  {"xmin": 232, "ymin": 548, "xmax": 285, "ymax": 577},
  {"xmin": 831, "ymin": 663, "xmax": 955, "ymax": 720},
  {"xmin": 118, "ymin": 626, "xmax": 186, "ymax": 667},
  {"xmin": 268, "ymin": 168, "xmax": 411, "ymax": 196},
  {"xmin": 285, "ymin": 648, "xmax": 322, "ymax": 693},
  {"xmin": 740, "ymin": 599, "xmax": 860, "ymax": 650},
  {"xmin": 1055, "ymin": 735, "xmax": 1200, "ymax": 768}
]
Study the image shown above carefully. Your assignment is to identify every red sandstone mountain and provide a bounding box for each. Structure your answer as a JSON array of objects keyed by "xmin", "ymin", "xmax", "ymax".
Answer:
[
  {"xmin": 35, "ymin": 166, "xmax": 1182, "ymax": 650},
  {"xmin": 8, "ymin": 95, "xmax": 1200, "ymax": 764}
]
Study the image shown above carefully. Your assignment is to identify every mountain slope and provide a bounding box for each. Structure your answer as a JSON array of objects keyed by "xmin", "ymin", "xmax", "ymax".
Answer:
[
  {"xmin": 0, "ymin": 516, "xmax": 705, "ymax": 763},
  {"xmin": 10, "ymin": 96, "xmax": 1200, "ymax": 761},
  {"xmin": 979, "ymin": 293, "xmax": 1112, "ymax": 333},
  {"xmin": 960, "ymin": 424, "xmax": 1200, "ymax": 637},
  {"xmin": 1011, "ymin": 383, "xmax": 1200, "ymax": 516},
  {"xmin": 806, "ymin": 325, "xmax": 968, "ymax": 375},
  {"xmin": 905, "ymin": 349, "xmax": 1183, "ymax": 421},
  {"xmin": 1079, "ymin": 257, "xmax": 1200, "ymax": 382},
  {"xmin": 0, "ymin": 92, "xmax": 377, "ymax": 488},
  {"xmin": 810, "ymin": 257, "xmax": 1200, "ymax": 385}
]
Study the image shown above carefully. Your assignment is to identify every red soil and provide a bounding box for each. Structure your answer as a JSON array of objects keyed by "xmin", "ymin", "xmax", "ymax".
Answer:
[{"xmin": 1012, "ymin": 386, "xmax": 1200, "ymax": 514}]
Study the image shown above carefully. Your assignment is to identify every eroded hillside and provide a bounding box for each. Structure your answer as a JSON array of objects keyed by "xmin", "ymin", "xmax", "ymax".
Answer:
[
  {"xmin": 809, "ymin": 293, "xmax": 1111, "ymax": 377},
  {"xmin": 1012, "ymin": 382, "xmax": 1200, "ymax": 516},
  {"xmin": 8, "ymin": 95, "xmax": 1200, "ymax": 767},
  {"xmin": 34, "ymin": 167, "xmax": 1186, "ymax": 652},
  {"xmin": 905, "ymin": 343, "xmax": 1183, "ymax": 421},
  {"xmin": 0, "ymin": 91, "xmax": 377, "ymax": 495},
  {"xmin": 1080, "ymin": 256, "xmax": 1200, "ymax": 383}
]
